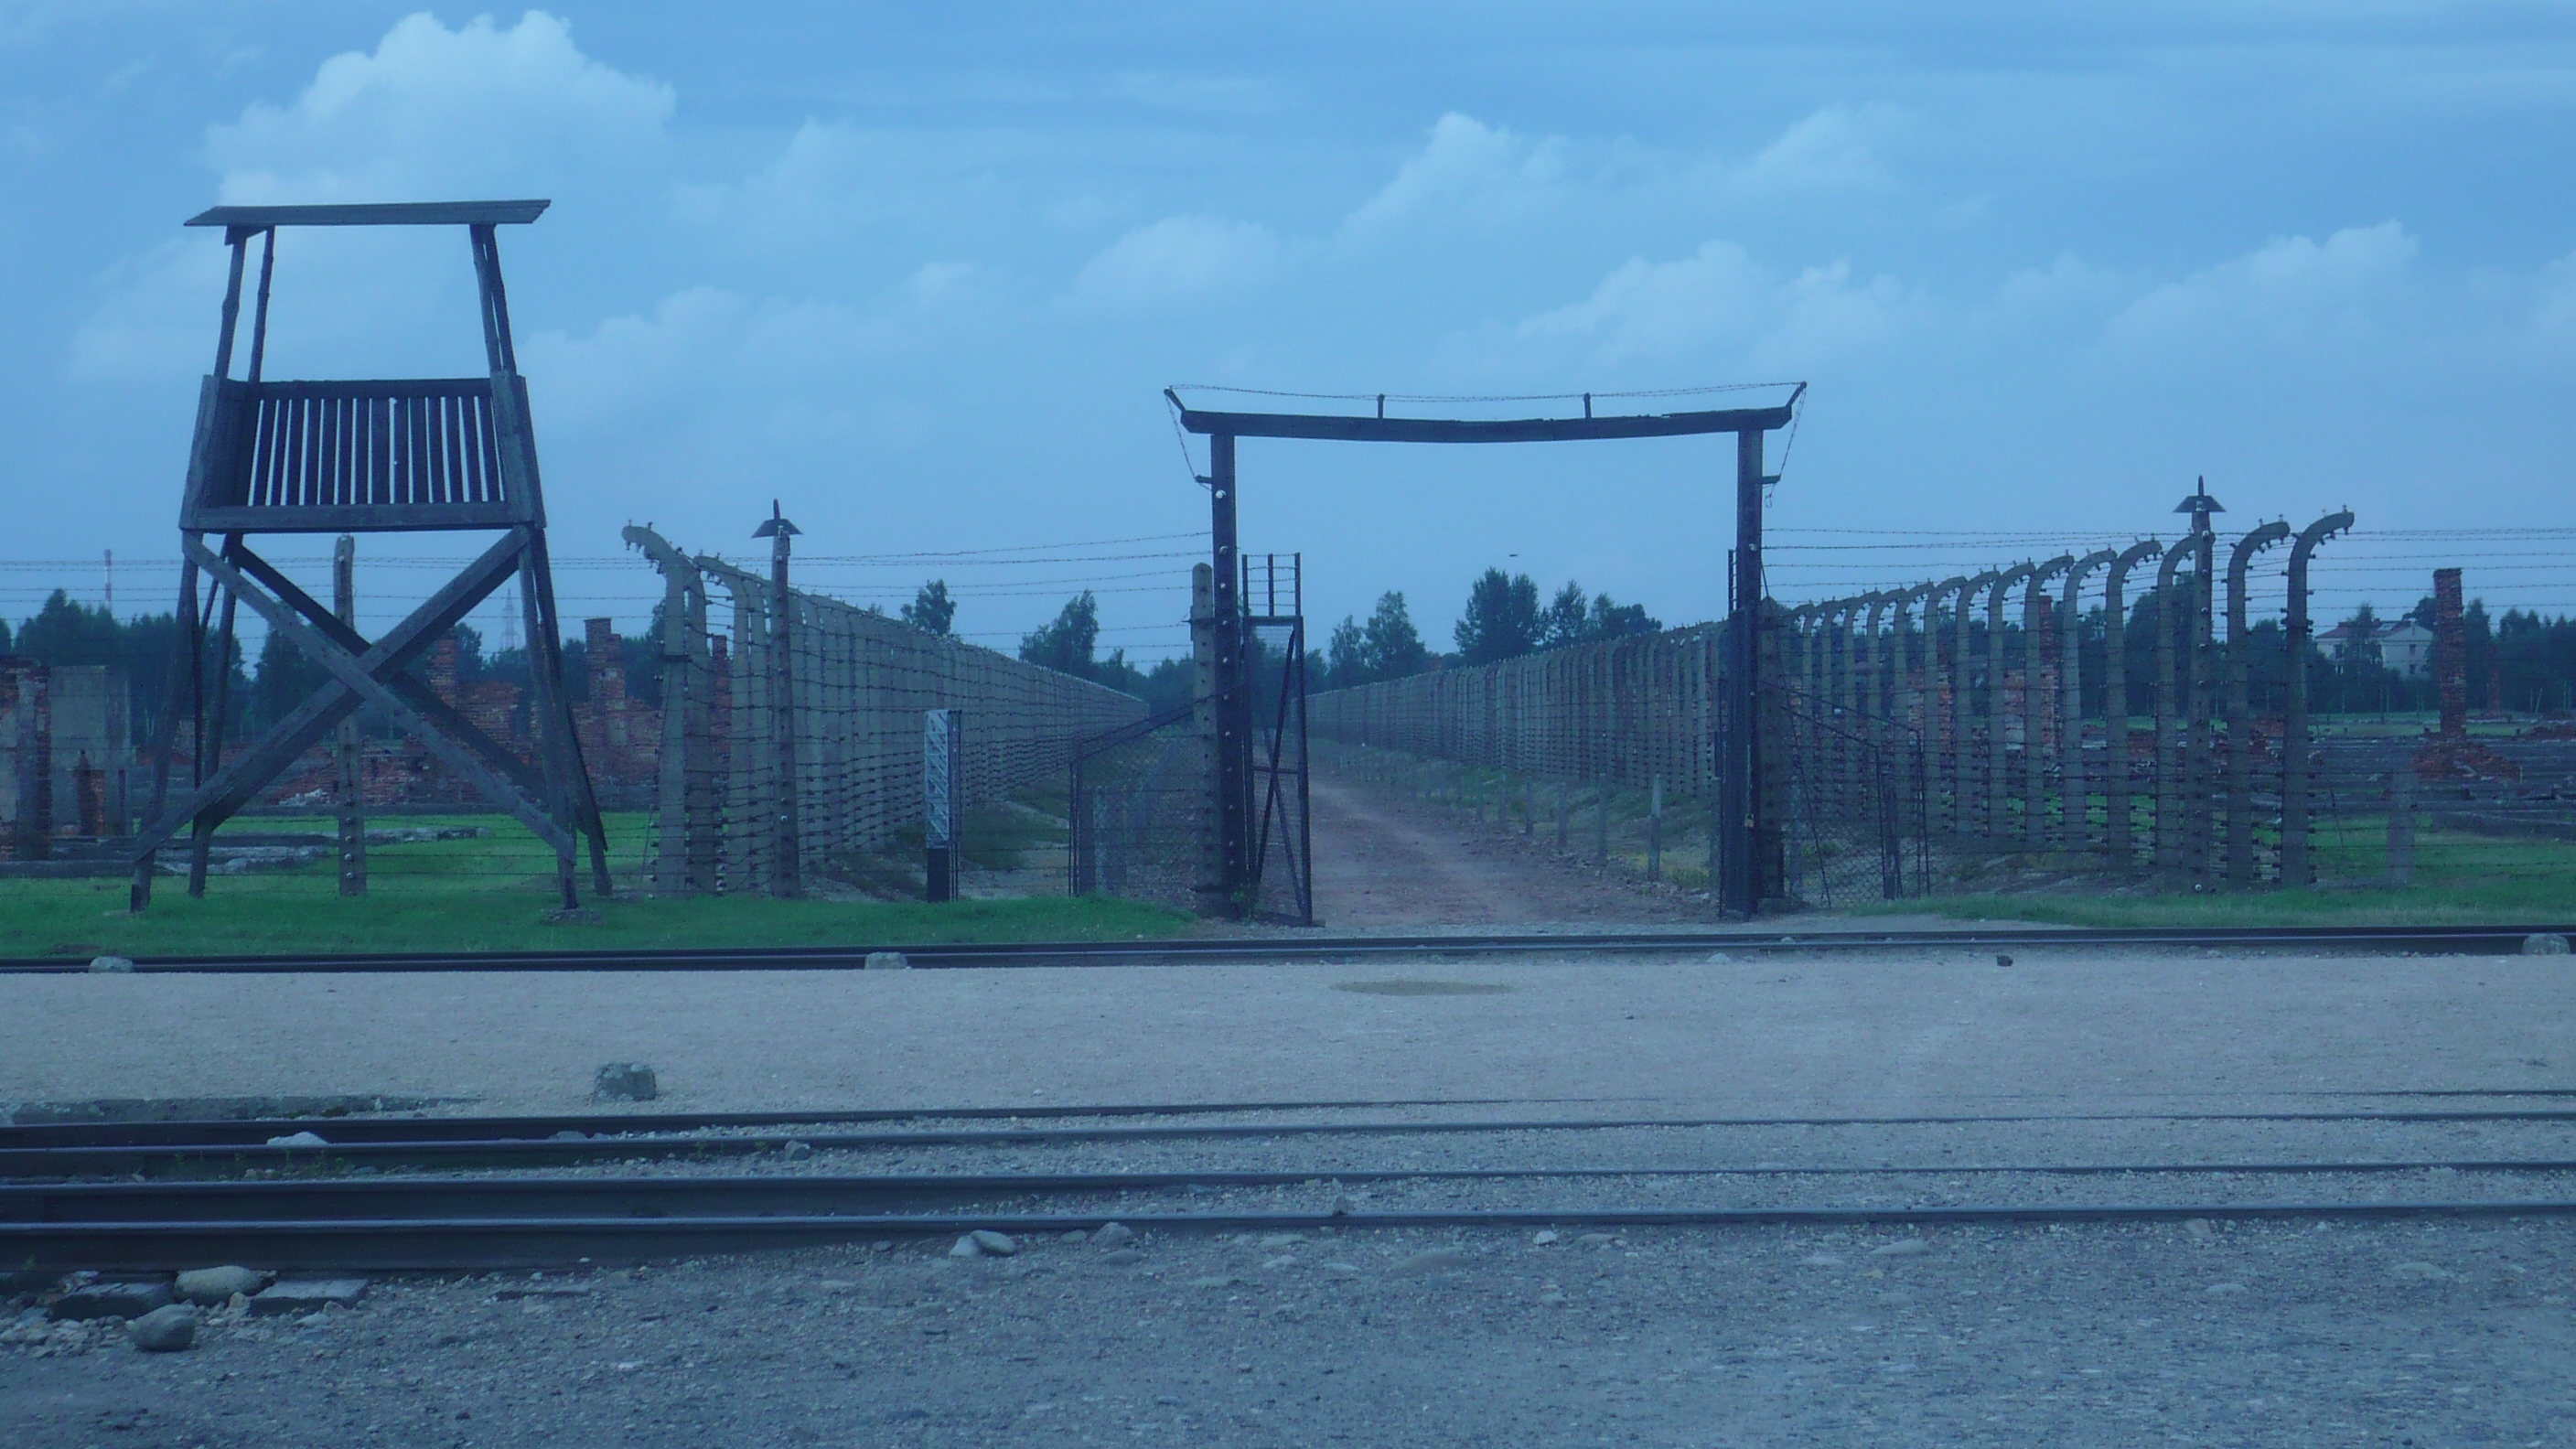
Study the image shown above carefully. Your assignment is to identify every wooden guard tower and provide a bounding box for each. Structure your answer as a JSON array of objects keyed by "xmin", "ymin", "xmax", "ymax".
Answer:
[{"xmin": 128, "ymin": 200, "xmax": 610, "ymax": 909}]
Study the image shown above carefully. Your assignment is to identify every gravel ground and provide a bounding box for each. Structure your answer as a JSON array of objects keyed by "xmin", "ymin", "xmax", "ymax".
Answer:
[
  {"xmin": 7, "ymin": 1218, "xmax": 2573, "ymax": 1447},
  {"xmin": 7, "ymin": 948, "xmax": 2571, "ymax": 1119}
]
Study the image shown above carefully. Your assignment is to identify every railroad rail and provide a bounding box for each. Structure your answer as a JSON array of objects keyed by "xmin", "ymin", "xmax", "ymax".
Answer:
[
  {"xmin": 13, "ymin": 1098, "xmax": 2576, "ymax": 1271},
  {"xmin": 12, "ymin": 1202, "xmax": 2574, "ymax": 1272},
  {"xmin": 4, "ymin": 921, "xmax": 2570, "ymax": 973},
  {"xmin": 16, "ymin": 1107, "xmax": 2576, "ymax": 1179}
]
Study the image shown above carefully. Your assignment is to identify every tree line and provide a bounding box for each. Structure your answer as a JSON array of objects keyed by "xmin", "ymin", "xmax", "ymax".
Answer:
[{"xmin": 11, "ymin": 570, "xmax": 2567, "ymax": 756}]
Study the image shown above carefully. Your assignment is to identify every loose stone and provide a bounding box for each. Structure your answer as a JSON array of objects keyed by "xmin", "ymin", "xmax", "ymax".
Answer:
[
  {"xmin": 1869, "ymin": 1240, "xmax": 1933, "ymax": 1259},
  {"xmin": 949, "ymin": 1237, "xmax": 983, "ymax": 1260},
  {"xmin": 264, "ymin": 1131, "xmax": 327, "ymax": 1148},
  {"xmin": 1092, "ymin": 1222, "xmax": 1137, "ymax": 1248},
  {"xmin": 248, "ymin": 1279, "xmax": 368, "ymax": 1317},
  {"xmin": 127, "ymin": 1304, "xmax": 199, "ymax": 1352},
  {"xmin": 780, "ymin": 1141, "xmax": 813, "ymax": 1161},
  {"xmin": 1531, "ymin": 1230, "xmax": 1561, "ymax": 1246},
  {"xmin": 51, "ymin": 1281, "xmax": 175, "ymax": 1321},
  {"xmin": 174, "ymin": 1266, "xmax": 265, "ymax": 1304},
  {"xmin": 86, "ymin": 955, "xmax": 135, "ymax": 973},
  {"xmin": 970, "ymin": 1229, "xmax": 1018, "ymax": 1256},
  {"xmin": 2525, "ymin": 933, "xmax": 2571, "ymax": 956},
  {"xmin": 1391, "ymin": 1248, "xmax": 1467, "ymax": 1276},
  {"xmin": 594, "ymin": 1062, "xmax": 658, "ymax": 1100},
  {"xmin": 864, "ymin": 951, "xmax": 911, "ymax": 971},
  {"xmin": 1099, "ymin": 1250, "xmax": 1143, "ymax": 1266}
]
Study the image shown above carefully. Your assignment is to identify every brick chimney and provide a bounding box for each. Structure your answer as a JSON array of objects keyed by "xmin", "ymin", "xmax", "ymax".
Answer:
[
  {"xmin": 428, "ymin": 635, "xmax": 460, "ymax": 709},
  {"xmin": 2434, "ymin": 568, "xmax": 2466, "ymax": 742}
]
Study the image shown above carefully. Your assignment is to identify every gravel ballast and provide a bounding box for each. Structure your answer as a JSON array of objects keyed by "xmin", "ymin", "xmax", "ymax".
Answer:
[{"xmin": 5, "ymin": 1218, "xmax": 2573, "ymax": 1445}]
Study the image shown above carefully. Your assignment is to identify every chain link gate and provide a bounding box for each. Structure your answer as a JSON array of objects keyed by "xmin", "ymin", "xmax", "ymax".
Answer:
[{"xmin": 1777, "ymin": 693, "xmax": 1931, "ymax": 907}]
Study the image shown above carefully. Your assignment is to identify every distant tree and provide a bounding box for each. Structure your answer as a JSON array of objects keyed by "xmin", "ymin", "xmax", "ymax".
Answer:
[
  {"xmin": 1541, "ymin": 582, "xmax": 1589, "ymax": 649},
  {"xmin": 903, "ymin": 580, "xmax": 955, "ymax": 636},
  {"xmin": 16, "ymin": 589, "xmax": 215, "ymax": 743},
  {"xmin": 1584, "ymin": 592, "xmax": 1659, "ymax": 639},
  {"xmin": 1019, "ymin": 591, "xmax": 1102, "ymax": 677},
  {"xmin": 252, "ymin": 628, "xmax": 331, "ymax": 731},
  {"xmin": 1455, "ymin": 570, "xmax": 1543, "ymax": 666},
  {"xmin": 1141, "ymin": 655, "xmax": 1195, "ymax": 714},
  {"xmin": 1535, "ymin": 579, "xmax": 1661, "ymax": 649},
  {"xmin": 1361, "ymin": 591, "xmax": 1430, "ymax": 679},
  {"xmin": 1325, "ymin": 616, "xmax": 1368, "ymax": 688}
]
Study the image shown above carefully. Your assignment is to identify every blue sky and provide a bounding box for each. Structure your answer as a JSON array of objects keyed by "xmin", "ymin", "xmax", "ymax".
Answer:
[{"xmin": 5, "ymin": 3, "xmax": 2573, "ymax": 657}]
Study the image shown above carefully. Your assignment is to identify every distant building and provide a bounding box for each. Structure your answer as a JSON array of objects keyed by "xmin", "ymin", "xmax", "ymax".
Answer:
[
  {"xmin": 0, "ymin": 660, "xmax": 134, "ymax": 856},
  {"xmin": 2317, "ymin": 619, "xmax": 2434, "ymax": 680}
]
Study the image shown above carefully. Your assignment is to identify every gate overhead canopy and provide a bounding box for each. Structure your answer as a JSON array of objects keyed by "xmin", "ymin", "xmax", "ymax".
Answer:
[{"xmin": 1167, "ymin": 385, "xmax": 1801, "ymax": 918}]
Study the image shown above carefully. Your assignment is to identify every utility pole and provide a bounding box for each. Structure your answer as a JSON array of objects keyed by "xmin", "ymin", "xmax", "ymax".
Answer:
[
  {"xmin": 333, "ymin": 535, "xmax": 365, "ymax": 896},
  {"xmin": 1718, "ymin": 425, "xmax": 1774, "ymax": 917},
  {"xmin": 754, "ymin": 501, "xmax": 801, "ymax": 897}
]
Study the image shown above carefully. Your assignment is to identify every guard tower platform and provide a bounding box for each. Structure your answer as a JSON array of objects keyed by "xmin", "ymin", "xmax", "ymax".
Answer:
[{"xmin": 130, "ymin": 200, "xmax": 609, "ymax": 908}]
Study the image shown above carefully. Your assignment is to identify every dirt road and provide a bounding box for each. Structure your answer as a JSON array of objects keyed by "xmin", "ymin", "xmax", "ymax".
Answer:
[{"xmin": 1304, "ymin": 768, "xmax": 1703, "ymax": 931}]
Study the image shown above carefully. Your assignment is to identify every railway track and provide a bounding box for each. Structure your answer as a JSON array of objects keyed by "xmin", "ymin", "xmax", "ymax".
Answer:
[
  {"xmin": 3, "ymin": 920, "xmax": 2568, "ymax": 973},
  {"xmin": 11, "ymin": 1097, "xmax": 2576, "ymax": 1271},
  {"xmin": 14, "ymin": 1106, "xmax": 2576, "ymax": 1178}
]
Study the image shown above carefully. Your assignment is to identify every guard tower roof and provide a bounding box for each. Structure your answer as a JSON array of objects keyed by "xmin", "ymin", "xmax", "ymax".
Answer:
[{"xmin": 185, "ymin": 199, "xmax": 549, "ymax": 229}]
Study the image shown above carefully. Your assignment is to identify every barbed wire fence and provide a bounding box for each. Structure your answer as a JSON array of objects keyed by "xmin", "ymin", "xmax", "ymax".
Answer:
[
  {"xmin": 627, "ymin": 526, "xmax": 1146, "ymax": 898},
  {"xmin": 1313, "ymin": 507, "xmax": 2576, "ymax": 910}
]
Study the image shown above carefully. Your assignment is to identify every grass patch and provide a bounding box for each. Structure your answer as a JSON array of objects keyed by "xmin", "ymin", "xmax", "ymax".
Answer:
[
  {"xmin": 3, "ymin": 808, "xmax": 1191, "ymax": 960},
  {"xmin": 1866, "ymin": 824, "xmax": 2576, "ymax": 928}
]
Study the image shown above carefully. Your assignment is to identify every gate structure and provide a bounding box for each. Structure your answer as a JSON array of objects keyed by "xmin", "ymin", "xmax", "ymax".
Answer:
[
  {"xmin": 1169, "ymin": 385, "xmax": 1801, "ymax": 918},
  {"xmin": 130, "ymin": 201, "xmax": 607, "ymax": 908}
]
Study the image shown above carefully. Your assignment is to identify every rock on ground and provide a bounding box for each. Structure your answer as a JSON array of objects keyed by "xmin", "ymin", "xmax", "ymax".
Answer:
[
  {"xmin": 247, "ymin": 1280, "xmax": 367, "ymax": 1317},
  {"xmin": 173, "ymin": 1267, "xmax": 265, "ymax": 1304},
  {"xmin": 126, "ymin": 1304, "xmax": 198, "ymax": 1352},
  {"xmin": 594, "ymin": 1062, "xmax": 659, "ymax": 1100},
  {"xmin": 49, "ymin": 1281, "xmax": 172, "ymax": 1321}
]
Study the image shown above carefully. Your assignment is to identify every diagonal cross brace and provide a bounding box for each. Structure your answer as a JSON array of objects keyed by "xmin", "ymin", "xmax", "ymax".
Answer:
[
  {"xmin": 223, "ymin": 545, "xmax": 558, "ymax": 809},
  {"xmin": 133, "ymin": 530, "xmax": 572, "ymax": 864}
]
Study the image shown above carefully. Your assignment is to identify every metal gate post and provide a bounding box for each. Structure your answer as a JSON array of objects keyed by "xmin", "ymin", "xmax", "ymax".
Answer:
[
  {"xmin": 1717, "ymin": 426, "xmax": 1768, "ymax": 916},
  {"xmin": 1208, "ymin": 433, "xmax": 1251, "ymax": 919}
]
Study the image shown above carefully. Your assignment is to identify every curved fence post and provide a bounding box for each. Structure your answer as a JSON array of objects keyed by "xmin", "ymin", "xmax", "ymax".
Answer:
[
  {"xmin": 2281, "ymin": 510, "xmax": 2354, "ymax": 887},
  {"xmin": 2224, "ymin": 521, "xmax": 2292, "ymax": 886}
]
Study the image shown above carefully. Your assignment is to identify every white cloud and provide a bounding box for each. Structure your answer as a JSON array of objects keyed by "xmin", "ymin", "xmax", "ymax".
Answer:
[
  {"xmin": 525, "ymin": 262, "xmax": 1003, "ymax": 433},
  {"xmin": 2108, "ymin": 222, "xmax": 2418, "ymax": 346},
  {"xmin": 207, "ymin": 11, "xmax": 672, "ymax": 202},
  {"xmin": 671, "ymin": 119, "xmax": 1021, "ymax": 256},
  {"xmin": 1730, "ymin": 104, "xmax": 1907, "ymax": 195},
  {"xmin": 1064, "ymin": 214, "xmax": 1281, "ymax": 310},
  {"xmin": 1482, "ymin": 240, "xmax": 1925, "ymax": 374},
  {"xmin": 1338, "ymin": 113, "xmax": 1571, "ymax": 242},
  {"xmin": 71, "ymin": 12, "xmax": 673, "ymax": 382}
]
